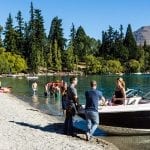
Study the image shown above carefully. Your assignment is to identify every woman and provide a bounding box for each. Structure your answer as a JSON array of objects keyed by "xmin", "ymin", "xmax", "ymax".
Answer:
[
  {"xmin": 112, "ymin": 77, "xmax": 126, "ymax": 105},
  {"xmin": 61, "ymin": 82, "xmax": 68, "ymax": 115}
]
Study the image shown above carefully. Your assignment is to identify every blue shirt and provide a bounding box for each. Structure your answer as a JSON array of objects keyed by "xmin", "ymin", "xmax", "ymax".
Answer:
[{"xmin": 85, "ymin": 89, "xmax": 103, "ymax": 112}]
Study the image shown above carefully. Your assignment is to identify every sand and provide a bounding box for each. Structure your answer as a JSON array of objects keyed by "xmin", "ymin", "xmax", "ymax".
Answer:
[{"xmin": 0, "ymin": 93, "xmax": 118, "ymax": 150}]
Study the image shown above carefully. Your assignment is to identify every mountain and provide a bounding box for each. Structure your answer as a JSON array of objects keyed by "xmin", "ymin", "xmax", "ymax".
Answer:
[{"xmin": 134, "ymin": 26, "xmax": 150, "ymax": 46}]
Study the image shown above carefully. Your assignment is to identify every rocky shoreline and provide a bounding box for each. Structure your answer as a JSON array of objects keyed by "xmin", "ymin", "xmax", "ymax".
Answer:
[{"xmin": 0, "ymin": 93, "xmax": 118, "ymax": 150}]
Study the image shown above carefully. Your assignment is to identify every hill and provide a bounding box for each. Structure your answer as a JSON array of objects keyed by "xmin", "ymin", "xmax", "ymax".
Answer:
[{"xmin": 134, "ymin": 26, "xmax": 150, "ymax": 46}]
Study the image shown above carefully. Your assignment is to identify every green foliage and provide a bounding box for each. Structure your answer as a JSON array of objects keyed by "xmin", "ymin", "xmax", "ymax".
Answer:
[
  {"xmin": 0, "ymin": 50, "xmax": 27, "ymax": 74},
  {"xmin": 48, "ymin": 16, "xmax": 66, "ymax": 52},
  {"xmin": 103, "ymin": 60, "xmax": 123, "ymax": 74},
  {"xmin": 123, "ymin": 24, "xmax": 139, "ymax": 59},
  {"xmin": 127, "ymin": 59, "xmax": 141, "ymax": 73},
  {"xmin": 0, "ymin": 25, "xmax": 3, "ymax": 47},
  {"xmin": 3, "ymin": 14, "xmax": 18, "ymax": 53},
  {"xmin": 84, "ymin": 55, "xmax": 102, "ymax": 74},
  {"xmin": 15, "ymin": 11, "xmax": 24, "ymax": 55},
  {"xmin": 1, "ymin": 3, "xmax": 150, "ymax": 74}
]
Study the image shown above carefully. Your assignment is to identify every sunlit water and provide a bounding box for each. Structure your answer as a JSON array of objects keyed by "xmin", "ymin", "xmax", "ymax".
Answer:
[{"xmin": 1, "ymin": 74, "xmax": 150, "ymax": 150}]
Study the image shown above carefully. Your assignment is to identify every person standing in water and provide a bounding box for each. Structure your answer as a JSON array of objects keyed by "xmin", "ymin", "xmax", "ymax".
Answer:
[{"xmin": 32, "ymin": 81, "xmax": 38, "ymax": 95}]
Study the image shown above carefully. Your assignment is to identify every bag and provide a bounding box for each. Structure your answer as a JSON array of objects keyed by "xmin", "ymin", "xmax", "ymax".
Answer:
[{"xmin": 66, "ymin": 103, "xmax": 77, "ymax": 116}]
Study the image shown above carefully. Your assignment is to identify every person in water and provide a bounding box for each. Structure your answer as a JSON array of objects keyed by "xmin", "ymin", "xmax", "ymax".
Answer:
[
  {"xmin": 32, "ymin": 81, "xmax": 38, "ymax": 94},
  {"xmin": 112, "ymin": 77, "xmax": 126, "ymax": 105}
]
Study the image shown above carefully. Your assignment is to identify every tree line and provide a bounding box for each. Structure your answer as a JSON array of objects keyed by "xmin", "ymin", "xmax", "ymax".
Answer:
[{"xmin": 0, "ymin": 2, "xmax": 150, "ymax": 74}]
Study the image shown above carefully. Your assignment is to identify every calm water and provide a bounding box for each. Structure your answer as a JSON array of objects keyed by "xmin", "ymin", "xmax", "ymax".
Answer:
[{"xmin": 1, "ymin": 74, "xmax": 150, "ymax": 150}]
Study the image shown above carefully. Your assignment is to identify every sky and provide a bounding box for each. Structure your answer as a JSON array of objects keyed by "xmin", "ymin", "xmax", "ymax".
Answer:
[{"xmin": 1, "ymin": 0, "xmax": 150, "ymax": 40}]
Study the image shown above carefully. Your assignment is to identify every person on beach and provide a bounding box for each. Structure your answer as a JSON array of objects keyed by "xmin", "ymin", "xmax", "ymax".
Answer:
[
  {"xmin": 64, "ymin": 76, "xmax": 79, "ymax": 136},
  {"xmin": 111, "ymin": 77, "xmax": 126, "ymax": 105},
  {"xmin": 61, "ymin": 82, "xmax": 68, "ymax": 115},
  {"xmin": 32, "ymin": 81, "xmax": 37, "ymax": 94},
  {"xmin": 85, "ymin": 80, "xmax": 105, "ymax": 141}
]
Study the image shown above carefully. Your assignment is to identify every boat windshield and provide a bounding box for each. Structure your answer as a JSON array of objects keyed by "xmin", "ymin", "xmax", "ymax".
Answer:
[
  {"xmin": 142, "ymin": 91, "xmax": 150, "ymax": 100},
  {"xmin": 126, "ymin": 89, "xmax": 142, "ymax": 98}
]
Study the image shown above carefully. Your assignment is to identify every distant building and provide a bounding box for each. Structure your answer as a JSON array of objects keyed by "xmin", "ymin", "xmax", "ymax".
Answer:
[{"xmin": 134, "ymin": 26, "xmax": 150, "ymax": 46}]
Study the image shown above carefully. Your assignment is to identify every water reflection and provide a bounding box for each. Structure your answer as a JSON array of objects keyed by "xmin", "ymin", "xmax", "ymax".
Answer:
[
  {"xmin": 31, "ymin": 92, "xmax": 62, "ymax": 116},
  {"xmin": 31, "ymin": 94, "xmax": 39, "ymax": 108}
]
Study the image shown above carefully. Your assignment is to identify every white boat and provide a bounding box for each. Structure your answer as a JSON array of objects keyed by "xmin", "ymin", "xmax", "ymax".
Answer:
[
  {"xmin": 78, "ymin": 91, "xmax": 150, "ymax": 135},
  {"xmin": 26, "ymin": 76, "xmax": 38, "ymax": 80}
]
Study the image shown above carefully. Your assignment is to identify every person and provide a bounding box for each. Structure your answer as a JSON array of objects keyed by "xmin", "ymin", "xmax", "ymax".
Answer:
[
  {"xmin": 44, "ymin": 83, "xmax": 49, "ymax": 97},
  {"xmin": 54, "ymin": 83, "xmax": 61, "ymax": 100},
  {"xmin": 85, "ymin": 80, "xmax": 105, "ymax": 141},
  {"xmin": 111, "ymin": 77, "xmax": 126, "ymax": 105},
  {"xmin": 61, "ymin": 82, "xmax": 68, "ymax": 115},
  {"xmin": 32, "ymin": 81, "xmax": 37, "ymax": 94},
  {"xmin": 64, "ymin": 76, "xmax": 79, "ymax": 136},
  {"xmin": 0, "ymin": 80, "xmax": 1, "ymax": 89}
]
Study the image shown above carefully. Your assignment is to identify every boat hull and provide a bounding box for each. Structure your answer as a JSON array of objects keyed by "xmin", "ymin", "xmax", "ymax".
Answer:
[
  {"xmin": 78, "ymin": 104, "xmax": 150, "ymax": 132},
  {"xmin": 99, "ymin": 110, "xmax": 150, "ymax": 129}
]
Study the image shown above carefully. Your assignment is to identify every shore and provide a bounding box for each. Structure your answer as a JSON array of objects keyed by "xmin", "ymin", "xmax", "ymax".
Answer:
[{"xmin": 0, "ymin": 93, "xmax": 118, "ymax": 150}]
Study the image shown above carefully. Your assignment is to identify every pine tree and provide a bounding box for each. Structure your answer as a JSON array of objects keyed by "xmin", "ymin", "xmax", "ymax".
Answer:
[
  {"xmin": 123, "ymin": 24, "xmax": 138, "ymax": 59},
  {"xmin": 3, "ymin": 13, "xmax": 17, "ymax": 53},
  {"xmin": 48, "ymin": 16, "xmax": 66, "ymax": 52},
  {"xmin": 27, "ymin": 2, "xmax": 46, "ymax": 73},
  {"xmin": 15, "ymin": 10, "xmax": 24, "ymax": 55},
  {"xmin": 0, "ymin": 25, "xmax": 3, "ymax": 47},
  {"xmin": 69, "ymin": 23, "xmax": 76, "ymax": 47},
  {"xmin": 47, "ymin": 16, "xmax": 66, "ymax": 71},
  {"xmin": 73, "ymin": 26, "xmax": 87, "ymax": 60},
  {"xmin": 34, "ymin": 9, "xmax": 46, "ymax": 67}
]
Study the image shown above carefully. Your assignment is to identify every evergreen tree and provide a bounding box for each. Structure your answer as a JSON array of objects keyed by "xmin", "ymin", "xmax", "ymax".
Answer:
[
  {"xmin": 64, "ymin": 44, "xmax": 75, "ymax": 71},
  {"xmin": 69, "ymin": 23, "xmax": 76, "ymax": 47},
  {"xmin": 47, "ymin": 16, "xmax": 66, "ymax": 71},
  {"xmin": 15, "ymin": 10, "xmax": 24, "ymax": 55},
  {"xmin": 74, "ymin": 26, "xmax": 87, "ymax": 60},
  {"xmin": 48, "ymin": 16, "xmax": 66, "ymax": 52},
  {"xmin": 33, "ymin": 9, "xmax": 46, "ymax": 67},
  {"xmin": 119, "ymin": 24, "xmax": 124, "ymax": 41},
  {"xmin": 123, "ymin": 24, "xmax": 138, "ymax": 59},
  {"xmin": 23, "ymin": 22, "xmax": 30, "ymax": 59},
  {"xmin": 51, "ymin": 40, "xmax": 62, "ymax": 71},
  {"xmin": 3, "ymin": 13, "xmax": 17, "ymax": 53},
  {"xmin": 99, "ymin": 26, "xmax": 115, "ymax": 59},
  {"xmin": 0, "ymin": 25, "xmax": 3, "ymax": 47},
  {"xmin": 27, "ymin": 3, "xmax": 46, "ymax": 73}
]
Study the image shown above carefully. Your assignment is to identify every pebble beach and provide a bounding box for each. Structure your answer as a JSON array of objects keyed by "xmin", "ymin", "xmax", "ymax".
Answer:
[{"xmin": 0, "ymin": 93, "xmax": 118, "ymax": 150}]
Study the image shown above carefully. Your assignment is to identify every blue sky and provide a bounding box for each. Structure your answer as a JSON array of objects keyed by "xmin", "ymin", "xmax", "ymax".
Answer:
[{"xmin": 1, "ymin": 0, "xmax": 150, "ymax": 40}]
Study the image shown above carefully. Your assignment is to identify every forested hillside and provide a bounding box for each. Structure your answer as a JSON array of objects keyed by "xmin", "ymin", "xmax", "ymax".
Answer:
[{"xmin": 0, "ymin": 2, "xmax": 150, "ymax": 74}]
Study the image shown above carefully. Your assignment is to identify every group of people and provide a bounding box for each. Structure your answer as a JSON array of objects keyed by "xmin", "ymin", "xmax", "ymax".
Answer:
[
  {"xmin": 31, "ymin": 76, "xmax": 126, "ymax": 141},
  {"xmin": 61, "ymin": 76, "xmax": 126, "ymax": 141}
]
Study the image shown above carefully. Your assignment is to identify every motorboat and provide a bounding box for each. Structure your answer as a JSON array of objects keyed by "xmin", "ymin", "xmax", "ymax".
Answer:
[
  {"xmin": 26, "ymin": 76, "xmax": 38, "ymax": 80},
  {"xmin": 78, "ymin": 91, "xmax": 150, "ymax": 135}
]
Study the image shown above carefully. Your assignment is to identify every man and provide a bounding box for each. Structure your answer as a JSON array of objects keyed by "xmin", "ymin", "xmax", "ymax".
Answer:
[
  {"xmin": 85, "ymin": 80, "xmax": 105, "ymax": 141},
  {"xmin": 64, "ymin": 76, "xmax": 78, "ymax": 136}
]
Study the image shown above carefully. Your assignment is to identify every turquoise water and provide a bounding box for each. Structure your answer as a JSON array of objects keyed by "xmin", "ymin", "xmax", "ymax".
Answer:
[
  {"xmin": 1, "ymin": 74, "xmax": 150, "ymax": 114},
  {"xmin": 1, "ymin": 74, "xmax": 150, "ymax": 150}
]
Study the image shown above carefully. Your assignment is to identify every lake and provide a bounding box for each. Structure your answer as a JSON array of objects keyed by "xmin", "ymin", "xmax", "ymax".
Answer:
[{"xmin": 1, "ymin": 74, "xmax": 150, "ymax": 150}]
